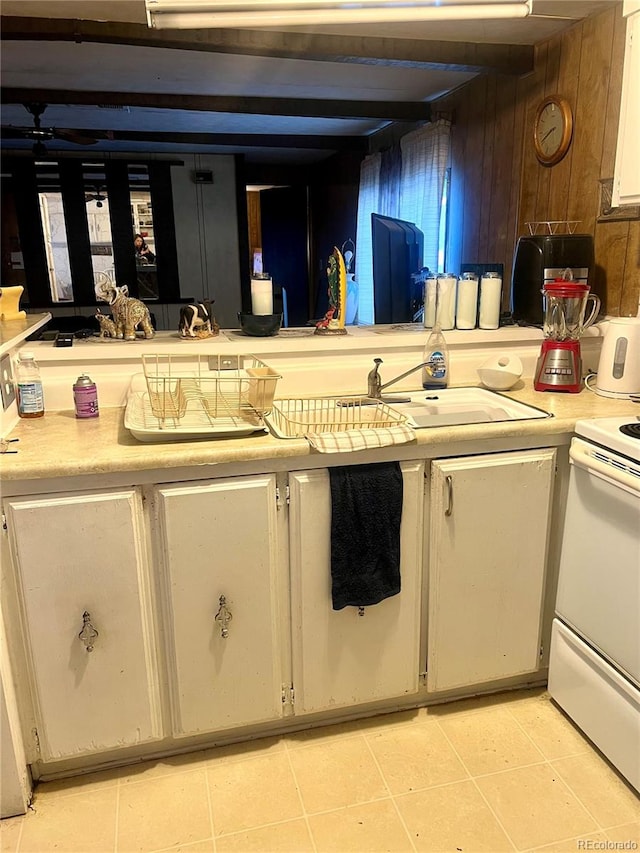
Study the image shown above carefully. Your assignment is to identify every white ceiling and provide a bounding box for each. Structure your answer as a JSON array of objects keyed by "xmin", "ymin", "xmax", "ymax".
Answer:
[{"xmin": 0, "ymin": 0, "xmax": 619, "ymax": 164}]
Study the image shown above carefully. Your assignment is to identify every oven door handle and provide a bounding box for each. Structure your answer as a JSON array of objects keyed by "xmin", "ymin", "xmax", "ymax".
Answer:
[{"xmin": 570, "ymin": 440, "xmax": 640, "ymax": 496}]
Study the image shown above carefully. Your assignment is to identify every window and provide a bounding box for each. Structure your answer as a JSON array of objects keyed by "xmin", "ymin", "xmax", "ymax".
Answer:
[
  {"xmin": 38, "ymin": 186, "xmax": 73, "ymax": 302},
  {"xmin": 355, "ymin": 120, "xmax": 451, "ymax": 325},
  {"xmin": 129, "ymin": 165, "xmax": 158, "ymax": 300},
  {"xmin": 81, "ymin": 165, "xmax": 115, "ymax": 298},
  {"xmin": 3, "ymin": 158, "xmax": 180, "ymax": 308}
]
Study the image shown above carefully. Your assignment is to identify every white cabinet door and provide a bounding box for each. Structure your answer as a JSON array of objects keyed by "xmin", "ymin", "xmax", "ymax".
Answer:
[
  {"xmin": 289, "ymin": 462, "xmax": 424, "ymax": 715},
  {"xmin": 4, "ymin": 489, "xmax": 162, "ymax": 761},
  {"xmin": 613, "ymin": 5, "xmax": 640, "ymax": 206},
  {"xmin": 427, "ymin": 449, "xmax": 556, "ymax": 693},
  {"xmin": 153, "ymin": 474, "xmax": 284, "ymax": 737}
]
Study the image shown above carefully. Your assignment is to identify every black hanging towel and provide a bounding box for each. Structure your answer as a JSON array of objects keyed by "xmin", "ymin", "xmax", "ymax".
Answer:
[{"xmin": 328, "ymin": 461, "xmax": 403, "ymax": 611}]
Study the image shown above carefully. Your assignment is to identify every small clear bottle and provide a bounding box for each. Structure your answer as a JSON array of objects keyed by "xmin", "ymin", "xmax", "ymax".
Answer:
[
  {"xmin": 422, "ymin": 323, "xmax": 449, "ymax": 390},
  {"xmin": 16, "ymin": 351, "xmax": 45, "ymax": 418}
]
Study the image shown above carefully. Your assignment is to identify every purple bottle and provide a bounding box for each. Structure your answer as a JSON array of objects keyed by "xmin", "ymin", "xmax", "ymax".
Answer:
[{"xmin": 73, "ymin": 374, "xmax": 99, "ymax": 419}]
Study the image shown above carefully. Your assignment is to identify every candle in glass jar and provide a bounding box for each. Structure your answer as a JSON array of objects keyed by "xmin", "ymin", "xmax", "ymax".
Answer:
[
  {"xmin": 456, "ymin": 272, "xmax": 478, "ymax": 330},
  {"xmin": 436, "ymin": 274, "xmax": 457, "ymax": 331},
  {"xmin": 479, "ymin": 272, "xmax": 502, "ymax": 329},
  {"xmin": 251, "ymin": 274, "xmax": 273, "ymax": 315},
  {"xmin": 424, "ymin": 274, "xmax": 437, "ymax": 328}
]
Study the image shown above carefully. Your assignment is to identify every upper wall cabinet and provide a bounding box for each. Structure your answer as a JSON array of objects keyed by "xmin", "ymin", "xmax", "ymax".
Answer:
[{"xmin": 613, "ymin": 1, "xmax": 640, "ymax": 206}]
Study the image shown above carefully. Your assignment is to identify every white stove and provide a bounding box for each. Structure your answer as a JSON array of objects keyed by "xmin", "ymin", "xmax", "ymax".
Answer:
[
  {"xmin": 549, "ymin": 415, "xmax": 640, "ymax": 793},
  {"xmin": 574, "ymin": 414, "xmax": 640, "ymax": 463}
]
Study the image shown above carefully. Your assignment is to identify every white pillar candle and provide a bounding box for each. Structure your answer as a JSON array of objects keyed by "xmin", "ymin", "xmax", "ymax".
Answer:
[
  {"xmin": 251, "ymin": 276, "xmax": 273, "ymax": 315},
  {"xmin": 424, "ymin": 275, "xmax": 437, "ymax": 328},
  {"xmin": 479, "ymin": 273, "xmax": 502, "ymax": 330},
  {"xmin": 436, "ymin": 275, "xmax": 457, "ymax": 331},
  {"xmin": 456, "ymin": 273, "xmax": 478, "ymax": 330}
]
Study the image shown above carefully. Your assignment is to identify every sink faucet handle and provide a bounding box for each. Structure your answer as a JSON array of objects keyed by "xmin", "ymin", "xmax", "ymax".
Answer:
[{"xmin": 368, "ymin": 358, "xmax": 383, "ymax": 398}]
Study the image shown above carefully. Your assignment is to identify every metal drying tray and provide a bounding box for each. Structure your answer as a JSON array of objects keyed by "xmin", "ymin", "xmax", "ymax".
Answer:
[
  {"xmin": 124, "ymin": 353, "xmax": 280, "ymax": 441},
  {"xmin": 125, "ymin": 391, "xmax": 266, "ymax": 442},
  {"xmin": 265, "ymin": 396, "xmax": 408, "ymax": 439}
]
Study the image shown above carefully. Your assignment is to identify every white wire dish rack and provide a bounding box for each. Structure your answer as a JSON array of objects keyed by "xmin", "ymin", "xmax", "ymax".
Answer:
[
  {"xmin": 125, "ymin": 354, "xmax": 281, "ymax": 441},
  {"xmin": 265, "ymin": 397, "xmax": 408, "ymax": 439}
]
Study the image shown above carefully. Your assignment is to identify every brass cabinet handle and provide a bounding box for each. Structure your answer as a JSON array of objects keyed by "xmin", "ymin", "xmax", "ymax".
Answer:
[
  {"xmin": 445, "ymin": 475, "xmax": 453, "ymax": 517},
  {"xmin": 214, "ymin": 595, "xmax": 233, "ymax": 639},
  {"xmin": 78, "ymin": 611, "xmax": 99, "ymax": 652}
]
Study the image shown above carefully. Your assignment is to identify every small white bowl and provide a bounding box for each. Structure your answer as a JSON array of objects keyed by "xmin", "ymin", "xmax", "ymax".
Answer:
[{"xmin": 477, "ymin": 355, "xmax": 523, "ymax": 391}]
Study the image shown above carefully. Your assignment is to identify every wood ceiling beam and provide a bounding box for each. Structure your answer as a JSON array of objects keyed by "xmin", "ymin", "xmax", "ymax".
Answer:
[
  {"xmin": 1, "ymin": 87, "xmax": 430, "ymax": 122},
  {"xmin": 0, "ymin": 15, "xmax": 534, "ymax": 75},
  {"xmin": 111, "ymin": 131, "xmax": 367, "ymax": 149},
  {"xmin": 1, "ymin": 129, "xmax": 367, "ymax": 150}
]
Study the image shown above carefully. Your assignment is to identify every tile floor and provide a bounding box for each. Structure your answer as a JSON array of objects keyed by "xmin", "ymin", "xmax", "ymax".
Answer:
[{"xmin": 1, "ymin": 688, "xmax": 638, "ymax": 853}]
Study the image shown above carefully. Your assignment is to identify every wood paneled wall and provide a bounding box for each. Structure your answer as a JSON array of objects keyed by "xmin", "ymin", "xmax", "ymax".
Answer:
[{"xmin": 436, "ymin": 2, "xmax": 639, "ymax": 317}]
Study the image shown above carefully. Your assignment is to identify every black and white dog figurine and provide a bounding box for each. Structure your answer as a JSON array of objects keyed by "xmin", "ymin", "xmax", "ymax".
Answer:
[{"xmin": 179, "ymin": 300, "xmax": 213, "ymax": 338}]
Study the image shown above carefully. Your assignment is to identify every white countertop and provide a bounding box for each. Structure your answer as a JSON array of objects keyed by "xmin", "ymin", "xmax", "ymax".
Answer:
[
  {"xmin": 2, "ymin": 382, "xmax": 638, "ymax": 483},
  {"xmin": 1, "ymin": 317, "xmax": 635, "ymax": 484},
  {"xmin": 0, "ymin": 313, "xmax": 51, "ymax": 358}
]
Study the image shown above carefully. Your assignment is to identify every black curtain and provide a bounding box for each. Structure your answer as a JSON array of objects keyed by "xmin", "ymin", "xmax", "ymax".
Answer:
[
  {"xmin": 59, "ymin": 160, "xmax": 95, "ymax": 304},
  {"xmin": 261, "ymin": 185, "xmax": 309, "ymax": 326},
  {"xmin": 148, "ymin": 162, "xmax": 181, "ymax": 301},
  {"xmin": 9, "ymin": 159, "xmax": 50, "ymax": 306}
]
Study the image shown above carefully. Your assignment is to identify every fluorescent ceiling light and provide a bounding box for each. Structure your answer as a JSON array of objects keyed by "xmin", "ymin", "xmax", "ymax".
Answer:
[{"xmin": 145, "ymin": 0, "xmax": 532, "ymax": 29}]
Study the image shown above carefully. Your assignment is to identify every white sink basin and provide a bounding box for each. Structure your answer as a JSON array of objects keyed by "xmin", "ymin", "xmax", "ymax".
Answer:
[
  {"xmin": 382, "ymin": 387, "xmax": 550, "ymax": 428},
  {"xmin": 265, "ymin": 388, "xmax": 551, "ymax": 438}
]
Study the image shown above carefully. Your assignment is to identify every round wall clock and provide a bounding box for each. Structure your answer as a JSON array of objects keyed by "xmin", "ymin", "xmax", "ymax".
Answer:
[{"xmin": 533, "ymin": 95, "xmax": 573, "ymax": 166}]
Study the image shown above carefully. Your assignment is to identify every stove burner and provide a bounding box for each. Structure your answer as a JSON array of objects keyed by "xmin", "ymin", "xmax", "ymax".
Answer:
[{"xmin": 619, "ymin": 423, "xmax": 640, "ymax": 440}]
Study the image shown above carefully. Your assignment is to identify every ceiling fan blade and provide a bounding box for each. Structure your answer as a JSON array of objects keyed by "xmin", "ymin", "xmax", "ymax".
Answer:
[
  {"xmin": 53, "ymin": 128, "xmax": 99, "ymax": 145},
  {"xmin": 1, "ymin": 127, "xmax": 32, "ymax": 139}
]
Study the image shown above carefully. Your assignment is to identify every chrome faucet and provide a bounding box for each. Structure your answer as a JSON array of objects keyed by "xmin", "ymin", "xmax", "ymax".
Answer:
[{"xmin": 367, "ymin": 357, "xmax": 431, "ymax": 400}]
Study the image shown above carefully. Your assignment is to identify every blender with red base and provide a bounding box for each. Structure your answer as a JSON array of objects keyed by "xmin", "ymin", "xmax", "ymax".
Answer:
[{"xmin": 534, "ymin": 278, "xmax": 600, "ymax": 392}]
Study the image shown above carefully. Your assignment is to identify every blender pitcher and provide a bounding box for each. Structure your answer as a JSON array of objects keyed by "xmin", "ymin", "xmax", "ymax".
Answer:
[
  {"xmin": 542, "ymin": 281, "xmax": 600, "ymax": 341},
  {"xmin": 535, "ymin": 280, "xmax": 601, "ymax": 393}
]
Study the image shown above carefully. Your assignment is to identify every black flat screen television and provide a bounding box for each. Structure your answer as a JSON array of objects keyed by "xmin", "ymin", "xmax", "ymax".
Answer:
[{"xmin": 371, "ymin": 213, "xmax": 424, "ymax": 324}]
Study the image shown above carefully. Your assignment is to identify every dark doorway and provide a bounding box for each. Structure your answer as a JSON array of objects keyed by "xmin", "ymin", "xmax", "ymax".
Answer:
[{"xmin": 260, "ymin": 186, "xmax": 310, "ymax": 327}]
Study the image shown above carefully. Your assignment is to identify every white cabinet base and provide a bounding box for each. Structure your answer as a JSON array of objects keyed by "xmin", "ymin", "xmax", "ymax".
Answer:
[
  {"xmin": 153, "ymin": 475, "xmax": 285, "ymax": 737},
  {"xmin": 4, "ymin": 490, "xmax": 162, "ymax": 762},
  {"xmin": 427, "ymin": 449, "xmax": 556, "ymax": 693},
  {"xmin": 289, "ymin": 462, "xmax": 424, "ymax": 715}
]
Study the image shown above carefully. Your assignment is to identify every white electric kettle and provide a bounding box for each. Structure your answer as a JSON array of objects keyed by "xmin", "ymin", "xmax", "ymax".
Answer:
[{"xmin": 595, "ymin": 317, "xmax": 640, "ymax": 398}]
